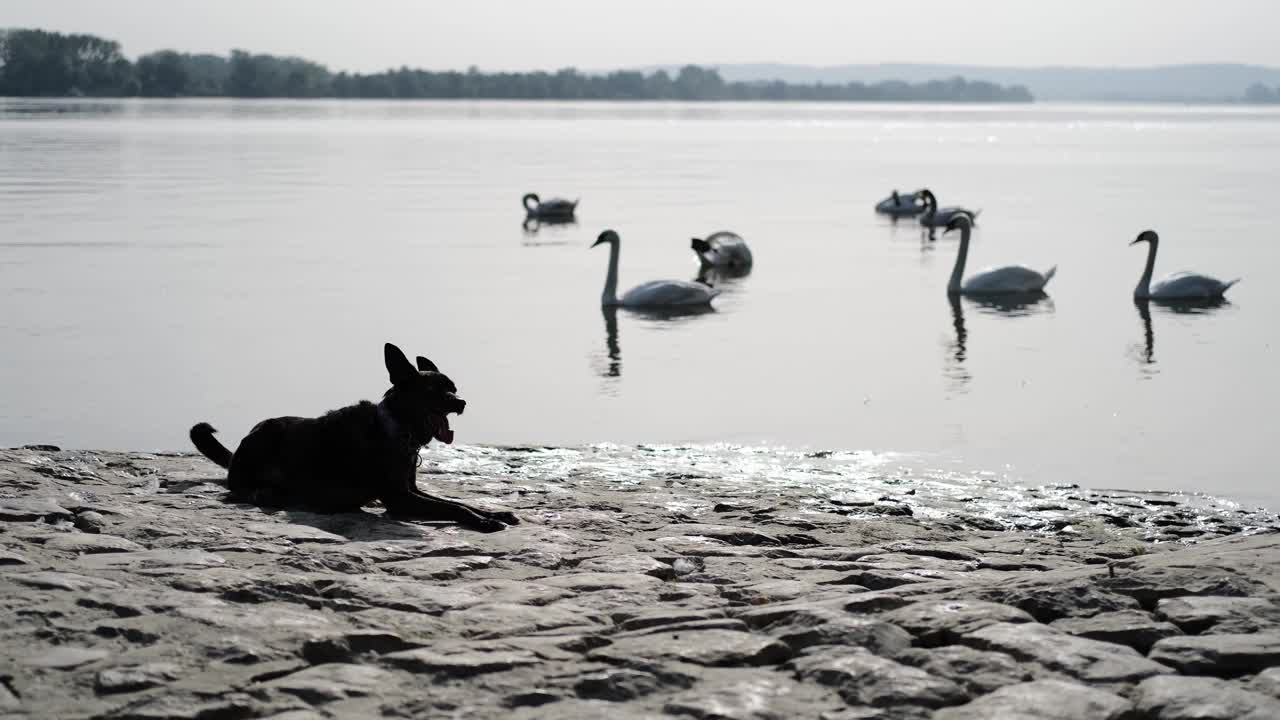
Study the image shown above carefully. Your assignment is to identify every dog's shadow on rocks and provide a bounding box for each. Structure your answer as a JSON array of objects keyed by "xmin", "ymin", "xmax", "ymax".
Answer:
[{"xmin": 230, "ymin": 500, "xmax": 461, "ymax": 542}]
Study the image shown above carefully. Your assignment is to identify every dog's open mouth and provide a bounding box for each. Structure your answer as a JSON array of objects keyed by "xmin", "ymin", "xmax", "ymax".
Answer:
[{"xmin": 427, "ymin": 413, "xmax": 454, "ymax": 444}]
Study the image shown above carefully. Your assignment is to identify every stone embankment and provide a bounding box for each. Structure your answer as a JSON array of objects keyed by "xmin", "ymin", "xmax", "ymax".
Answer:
[{"xmin": 1, "ymin": 446, "xmax": 1278, "ymax": 719}]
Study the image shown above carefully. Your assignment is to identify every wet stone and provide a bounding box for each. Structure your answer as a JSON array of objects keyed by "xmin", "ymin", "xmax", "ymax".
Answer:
[
  {"xmin": 44, "ymin": 533, "xmax": 145, "ymax": 554},
  {"xmin": 573, "ymin": 668, "xmax": 668, "ymax": 701},
  {"xmin": 1134, "ymin": 675, "xmax": 1280, "ymax": 720},
  {"xmin": 1148, "ymin": 632, "xmax": 1280, "ymax": 678},
  {"xmin": 961, "ymin": 622, "xmax": 1171, "ymax": 684},
  {"xmin": 0, "ymin": 550, "xmax": 30, "ymax": 566},
  {"xmin": 589, "ymin": 629, "xmax": 792, "ymax": 668},
  {"xmin": 1049, "ymin": 609, "xmax": 1183, "ymax": 653},
  {"xmin": 933, "ymin": 679, "xmax": 1133, "ymax": 720},
  {"xmin": 1156, "ymin": 595, "xmax": 1280, "ymax": 634},
  {"xmin": 895, "ymin": 645, "xmax": 1034, "ymax": 697},
  {"xmin": 1248, "ymin": 667, "xmax": 1280, "ymax": 699},
  {"xmin": 0, "ymin": 497, "xmax": 73, "ymax": 522},
  {"xmin": 94, "ymin": 662, "xmax": 182, "ymax": 694},
  {"xmin": 256, "ymin": 663, "xmax": 394, "ymax": 704},
  {"xmin": 789, "ymin": 647, "xmax": 967, "ymax": 709},
  {"xmin": 758, "ymin": 606, "xmax": 912, "ymax": 655},
  {"xmin": 382, "ymin": 646, "xmax": 541, "ymax": 677},
  {"xmin": 23, "ymin": 646, "xmax": 110, "ymax": 669},
  {"xmin": 881, "ymin": 600, "xmax": 1035, "ymax": 647},
  {"xmin": 574, "ymin": 553, "xmax": 674, "ymax": 579},
  {"xmin": 73, "ymin": 510, "xmax": 107, "ymax": 533}
]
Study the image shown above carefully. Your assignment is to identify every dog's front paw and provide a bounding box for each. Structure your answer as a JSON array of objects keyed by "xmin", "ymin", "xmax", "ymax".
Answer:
[
  {"xmin": 487, "ymin": 510, "xmax": 520, "ymax": 526},
  {"xmin": 468, "ymin": 516, "xmax": 508, "ymax": 533}
]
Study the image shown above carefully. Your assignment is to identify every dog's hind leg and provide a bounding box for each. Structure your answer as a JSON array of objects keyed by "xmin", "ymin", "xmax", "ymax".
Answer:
[{"xmin": 382, "ymin": 490, "xmax": 507, "ymax": 533}]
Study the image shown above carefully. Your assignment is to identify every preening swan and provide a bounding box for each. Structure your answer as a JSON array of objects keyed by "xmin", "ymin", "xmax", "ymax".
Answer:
[
  {"xmin": 875, "ymin": 190, "xmax": 925, "ymax": 217},
  {"xmin": 945, "ymin": 215, "xmax": 1057, "ymax": 296},
  {"xmin": 919, "ymin": 189, "xmax": 979, "ymax": 229},
  {"xmin": 691, "ymin": 231, "xmax": 753, "ymax": 269},
  {"xmin": 523, "ymin": 192, "xmax": 578, "ymax": 221},
  {"xmin": 1131, "ymin": 230, "xmax": 1239, "ymax": 300},
  {"xmin": 593, "ymin": 230, "xmax": 720, "ymax": 308}
]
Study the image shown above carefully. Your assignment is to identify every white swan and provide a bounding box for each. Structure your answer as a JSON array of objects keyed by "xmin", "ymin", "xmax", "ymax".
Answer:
[
  {"xmin": 919, "ymin": 189, "xmax": 980, "ymax": 229},
  {"xmin": 1131, "ymin": 230, "xmax": 1239, "ymax": 300},
  {"xmin": 593, "ymin": 230, "xmax": 720, "ymax": 307},
  {"xmin": 945, "ymin": 215, "xmax": 1056, "ymax": 295},
  {"xmin": 875, "ymin": 190, "xmax": 924, "ymax": 217},
  {"xmin": 691, "ymin": 231, "xmax": 753, "ymax": 269}
]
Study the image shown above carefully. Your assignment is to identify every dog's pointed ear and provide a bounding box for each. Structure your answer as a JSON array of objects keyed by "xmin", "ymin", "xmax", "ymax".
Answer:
[
  {"xmin": 416, "ymin": 356, "xmax": 439, "ymax": 373},
  {"xmin": 384, "ymin": 343, "xmax": 416, "ymax": 386}
]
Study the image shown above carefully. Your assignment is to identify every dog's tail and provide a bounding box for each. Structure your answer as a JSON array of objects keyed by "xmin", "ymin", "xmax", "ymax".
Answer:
[{"xmin": 190, "ymin": 422, "xmax": 233, "ymax": 468}]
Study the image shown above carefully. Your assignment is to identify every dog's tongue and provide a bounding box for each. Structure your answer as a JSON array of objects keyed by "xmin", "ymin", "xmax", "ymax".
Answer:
[{"xmin": 433, "ymin": 415, "xmax": 454, "ymax": 445}]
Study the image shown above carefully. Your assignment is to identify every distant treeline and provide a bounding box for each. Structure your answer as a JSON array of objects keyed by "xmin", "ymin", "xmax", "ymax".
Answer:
[
  {"xmin": 1244, "ymin": 83, "xmax": 1280, "ymax": 104},
  {"xmin": 0, "ymin": 28, "xmax": 1034, "ymax": 103}
]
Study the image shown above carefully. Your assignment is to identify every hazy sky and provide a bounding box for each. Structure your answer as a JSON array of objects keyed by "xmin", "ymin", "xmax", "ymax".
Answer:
[{"xmin": 6, "ymin": 1, "xmax": 1279, "ymax": 71}]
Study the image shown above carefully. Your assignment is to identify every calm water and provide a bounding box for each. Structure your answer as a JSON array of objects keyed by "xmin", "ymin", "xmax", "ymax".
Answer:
[{"xmin": 1, "ymin": 99, "xmax": 1276, "ymax": 508}]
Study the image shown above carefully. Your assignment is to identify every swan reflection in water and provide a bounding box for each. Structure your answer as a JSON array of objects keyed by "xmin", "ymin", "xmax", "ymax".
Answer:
[
  {"xmin": 1129, "ymin": 297, "xmax": 1230, "ymax": 376},
  {"xmin": 945, "ymin": 292, "xmax": 1053, "ymax": 394},
  {"xmin": 593, "ymin": 304, "xmax": 716, "ymax": 386},
  {"xmin": 521, "ymin": 216, "xmax": 577, "ymax": 245}
]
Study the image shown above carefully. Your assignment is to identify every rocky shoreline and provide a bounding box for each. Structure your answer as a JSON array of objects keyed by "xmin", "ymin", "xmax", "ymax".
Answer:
[{"xmin": 2, "ymin": 445, "xmax": 1279, "ymax": 719}]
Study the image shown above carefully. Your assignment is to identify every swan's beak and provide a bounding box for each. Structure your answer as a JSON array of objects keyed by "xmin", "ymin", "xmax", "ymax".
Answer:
[
  {"xmin": 1129, "ymin": 237, "xmax": 1143, "ymax": 246},
  {"xmin": 591, "ymin": 237, "xmax": 606, "ymax": 248}
]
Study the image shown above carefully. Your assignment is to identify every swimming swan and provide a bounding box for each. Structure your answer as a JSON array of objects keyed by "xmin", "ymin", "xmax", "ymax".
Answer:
[
  {"xmin": 1131, "ymin": 230, "xmax": 1239, "ymax": 300},
  {"xmin": 594, "ymin": 230, "xmax": 720, "ymax": 308},
  {"xmin": 945, "ymin": 215, "xmax": 1056, "ymax": 296},
  {"xmin": 875, "ymin": 190, "xmax": 925, "ymax": 217},
  {"xmin": 919, "ymin": 189, "xmax": 979, "ymax": 229},
  {"xmin": 691, "ymin": 231, "xmax": 753, "ymax": 269},
  {"xmin": 523, "ymin": 192, "xmax": 578, "ymax": 221}
]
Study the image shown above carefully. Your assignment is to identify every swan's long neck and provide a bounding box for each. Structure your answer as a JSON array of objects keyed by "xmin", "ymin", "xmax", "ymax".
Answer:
[
  {"xmin": 601, "ymin": 240, "xmax": 620, "ymax": 306},
  {"xmin": 1135, "ymin": 239, "xmax": 1157, "ymax": 298},
  {"xmin": 947, "ymin": 225, "xmax": 970, "ymax": 294}
]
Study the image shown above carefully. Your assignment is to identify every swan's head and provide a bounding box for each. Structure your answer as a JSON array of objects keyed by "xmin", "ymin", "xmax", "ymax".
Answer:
[
  {"xmin": 592, "ymin": 229, "xmax": 620, "ymax": 248},
  {"xmin": 1130, "ymin": 229, "xmax": 1159, "ymax": 246},
  {"xmin": 691, "ymin": 237, "xmax": 712, "ymax": 254},
  {"xmin": 943, "ymin": 214, "xmax": 973, "ymax": 234}
]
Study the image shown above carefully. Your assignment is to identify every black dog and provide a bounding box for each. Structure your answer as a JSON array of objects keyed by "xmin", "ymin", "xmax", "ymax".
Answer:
[{"xmin": 189, "ymin": 343, "xmax": 517, "ymax": 532}]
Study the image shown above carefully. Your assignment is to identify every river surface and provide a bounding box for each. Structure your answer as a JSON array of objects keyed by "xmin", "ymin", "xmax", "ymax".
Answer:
[{"xmin": 1, "ymin": 99, "xmax": 1276, "ymax": 508}]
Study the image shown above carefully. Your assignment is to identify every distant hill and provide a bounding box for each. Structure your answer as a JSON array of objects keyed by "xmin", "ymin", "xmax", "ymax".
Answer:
[{"xmin": 642, "ymin": 63, "xmax": 1280, "ymax": 102}]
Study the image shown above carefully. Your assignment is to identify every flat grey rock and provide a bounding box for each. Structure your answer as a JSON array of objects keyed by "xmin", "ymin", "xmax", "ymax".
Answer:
[
  {"xmin": 382, "ymin": 646, "xmax": 541, "ymax": 676},
  {"xmin": 881, "ymin": 600, "xmax": 1035, "ymax": 647},
  {"xmin": 1156, "ymin": 595, "xmax": 1280, "ymax": 634},
  {"xmin": 590, "ymin": 629, "xmax": 792, "ymax": 667},
  {"xmin": 575, "ymin": 553, "xmax": 674, "ymax": 579},
  {"xmin": 1249, "ymin": 666, "xmax": 1280, "ymax": 699},
  {"xmin": 895, "ymin": 645, "xmax": 1033, "ymax": 696},
  {"xmin": 574, "ymin": 668, "xmax": 669, "ymax": 701},
  {"xmin": 1149, "ymin": 632, "xmax": 1280, "ymax": 677},
  {"xmin": 1049, "ymin": 609, "xmax": 1182, "ymax": 652},
  {"xmin": 962, "ymin": 621, "xmax": 1172, "ymax": 683},
  {"xmin": 94, "ymin": 662, "xmax": 182, "ymax": 694},
  {"xmin": 933, "ymin": 680, "xmax": 1133, "ymax": 720},
  {"xmin": 44, "ymin": 533, "xmax": 145, "ymax": 554},
  {"xmin": 257, "ymin": 663, "xmax": 394, "ymax": 703},
  {"xmin": 790, "ymin": 647, "xmax": 967, "ymax": 709},
  {"xmin": 4, "ymin": 570, "xmax": 122, "ymax": 591},
  {"xmin": 0, "ymin": 497, "xmax": 73, "ymax": 522},
  {"xmin": 756, "ymin": 605, "xmax": 912, "ymax": 655},
  {"xmin": 1134, "ymin": 675, "xmax": 1280, "ymax": 720},
  {"xmin": 23, "ymin": 646, "xmax": 110, "ymax": 669}
]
